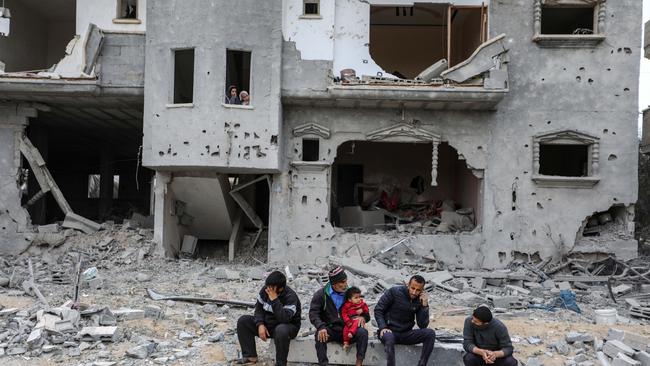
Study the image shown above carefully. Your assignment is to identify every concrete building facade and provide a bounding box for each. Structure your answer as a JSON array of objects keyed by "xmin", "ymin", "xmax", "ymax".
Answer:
[{"xmin": 0, "ymin": 0, "xmax": 642, "ymax": 268}]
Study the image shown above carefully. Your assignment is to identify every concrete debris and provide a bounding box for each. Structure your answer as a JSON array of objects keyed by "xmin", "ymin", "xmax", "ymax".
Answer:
[{"xmin": 0, "ymin": 227, "xmax": 648, "ymax": 365}]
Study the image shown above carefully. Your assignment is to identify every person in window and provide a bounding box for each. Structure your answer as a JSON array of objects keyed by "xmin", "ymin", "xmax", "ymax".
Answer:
[
  {"xmin": 225, "ymin": 85, "xmax": 241, "ymax": 104},
  {"xmin": 239, "ymin": 90, "xmax": 250, "ymax": 106}
]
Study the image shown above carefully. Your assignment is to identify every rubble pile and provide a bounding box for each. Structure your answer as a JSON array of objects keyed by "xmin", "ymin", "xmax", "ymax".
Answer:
[{"xmin": 0, "ymin": 223, "xmax": 649, "ymax": 365}]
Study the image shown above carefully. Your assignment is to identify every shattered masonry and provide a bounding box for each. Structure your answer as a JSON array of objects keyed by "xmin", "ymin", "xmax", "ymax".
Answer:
[{"xmin": 0, "ymin": 0, "xmax": 643, "ymax": 268}]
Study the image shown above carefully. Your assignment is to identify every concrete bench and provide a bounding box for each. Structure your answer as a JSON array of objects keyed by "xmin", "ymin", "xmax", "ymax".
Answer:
[{"xmin": 271, "ymin": 337, "xmax": 464, "ymax": 365}]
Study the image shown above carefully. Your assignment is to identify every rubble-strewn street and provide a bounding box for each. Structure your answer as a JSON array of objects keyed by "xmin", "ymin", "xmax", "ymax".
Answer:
[{"xmin": 1, "ymin": 223, "xmax": 649, "ymax": 365}]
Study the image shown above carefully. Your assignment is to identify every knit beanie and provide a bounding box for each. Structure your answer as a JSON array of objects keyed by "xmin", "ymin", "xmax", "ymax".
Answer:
[
  {"xmin": 473, "ymin": 306, "xmax": 493, "ymax": 323},
  {"xmin": 328, "ymin": 266, "xmax": 347, "ymax": 284}
]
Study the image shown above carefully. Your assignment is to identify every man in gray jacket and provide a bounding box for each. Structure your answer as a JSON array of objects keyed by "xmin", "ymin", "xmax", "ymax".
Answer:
[{"xmin": 463, "ymin": 306, "xmax": 517, "ymax": 366}]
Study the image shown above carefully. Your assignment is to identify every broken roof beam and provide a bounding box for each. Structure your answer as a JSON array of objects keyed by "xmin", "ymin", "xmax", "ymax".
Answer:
[
  {"xmin": 440, "ymin": 34, "xmax": 508, "ymax": 84},
  {"xmin": 20, "ymin": 136, "xmax": 72, "ymax": 214}
]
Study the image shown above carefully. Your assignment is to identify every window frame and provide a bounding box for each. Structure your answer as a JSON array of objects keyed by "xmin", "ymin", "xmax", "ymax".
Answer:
[
  {"xmin": 532, "ymin": 0, "xmax": 606, "ymax": 48},
  {"xmin": 169, "ymin": 47, "xmax": 196, "ymax": 107},
  {"xmin": 301, "ymin": 0, "xmax": 322, "ymax": 19},
  {"xmin": 532, "ymin": 129, "xmax": 600, "ymax": 188},
  {"xmin": 223, "ymin": 48, "xmax": 253, "ymax": 109},
  {"xmin": 114, "ymin": 0, "xmax": 141, "ymax": 24}
]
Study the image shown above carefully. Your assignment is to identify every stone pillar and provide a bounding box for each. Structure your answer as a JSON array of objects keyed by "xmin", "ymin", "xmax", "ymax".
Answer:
[
  {"xmin": 98, "ymin": 146, "xmax": 115, "ymax": 220},
  {"xmin": 0, "ymin": 103, "xmax": 35, "ymax": 255}
]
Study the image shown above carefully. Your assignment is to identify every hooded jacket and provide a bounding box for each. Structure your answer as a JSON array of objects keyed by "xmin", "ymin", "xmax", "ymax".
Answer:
[
  {"xmin": 254, "ymin": 285, "xmax": 301, "ymax": 330},
  {"xmin": 374, "ymin": 285, "xmax": 429, "ymax": 333}
]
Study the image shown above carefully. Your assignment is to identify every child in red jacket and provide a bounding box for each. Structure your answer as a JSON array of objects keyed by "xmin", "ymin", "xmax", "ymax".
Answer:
[{"xmin": 342, "ymin": 286, "xmax": 370, "ymax": 350}]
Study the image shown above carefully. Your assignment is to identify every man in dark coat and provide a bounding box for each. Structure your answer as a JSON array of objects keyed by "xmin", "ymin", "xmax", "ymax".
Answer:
[
  {"xmin": 309, "ymin": 266, "xmax": 369, "ymax": 366},
  {"xmin": 463, "ymin": 306, "xmax": 517, "ymax": 366},
  {"xmin": 235, "ymin": 271, "xmax": 301, "ymax": 366},
  {"xmin": 374, "ymin": 275, "xmax": 436, "ymax": 366}
]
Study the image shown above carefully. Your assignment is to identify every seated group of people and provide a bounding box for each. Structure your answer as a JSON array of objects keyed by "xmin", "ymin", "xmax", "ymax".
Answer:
[
  {"xmin": 225, "ymin": 85, "xmax": 250, "ymax": 105},
  {"xmin": 234, "ymin": 267, "xmax": 518, "ymax": 366}
]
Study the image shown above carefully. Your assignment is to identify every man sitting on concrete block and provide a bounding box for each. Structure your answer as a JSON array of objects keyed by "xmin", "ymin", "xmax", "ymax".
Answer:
[
  {"xmin": 462, "ymin": 306, "xmax": 518, "ymax": 366},
  {"xmin": 309, "ymin": 267, "xmax": 369, "ymax": 366},
  {"xmin": 375, "ymin": 275, "xmax": 436, "ymax": 366},
  {"xmin": 235, "ymin": 271, "xmax": 301, "ymax": 366}
]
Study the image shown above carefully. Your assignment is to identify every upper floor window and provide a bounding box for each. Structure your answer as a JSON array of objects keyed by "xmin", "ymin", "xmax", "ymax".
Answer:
[
  {"xmin": 173, "ymin": 48, "xmax": 195, "ymax": 105},
  {"xmin": 117, "ymin": 0, "xmax": 138, "ymax": 20},
  {"xmin": 303, "ymin": 0, "xmax": 320, "ymax": 16},
  {"xmin": 224, "ymin": 50, "xmax": 252, "ymax": 107},
  {"xmin": 533, "ymin": 0, "xmax": 606, "ymax": 48}
]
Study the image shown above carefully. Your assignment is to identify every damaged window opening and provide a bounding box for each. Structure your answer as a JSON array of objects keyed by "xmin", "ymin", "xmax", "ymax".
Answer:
[
  {"xmin": 88, "ymin": 175, "xmax": 120, "ymax": 199},
  {"xmin": 303, "ymin": 0, "xmax": 320, "ymax": 16},
  {"xmin": 117, "ymin": 0, "xmax": 138, "ymax": 20},
  {"xmin": 173, "ymin": 48, "xmax": 195, "ymax": 104},
  {"xmin": 225, "ymin": 50, "xmax": 252, "ymax": 106},
  {"xmin": 541, "ymin": 6, "xmax": 594, "ymax": 35},
  {"xmin": 331, "ymin": 141, "xmax": 480, "ymax": 234},
  {"xmin": 302, "ymin": 139, "xmax": 319, "ymax": 162},
  {"xmin": 369, "ymin": 4, "xmax": 487, "ymax": 78},
  {"xmin": 539, "ymin": 144, "xmax": 588, "ymax": 177}
]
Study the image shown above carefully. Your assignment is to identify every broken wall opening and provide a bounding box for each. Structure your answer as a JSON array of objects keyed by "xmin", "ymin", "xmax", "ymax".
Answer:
[
  {"xmin": 117, "ymin": 0, "xmax": 138, "ymax": 20},
  {"xmin": 541, "ymin": 6, "xmax": 595, "ymax": 35},
  {"xmin": 369, "ymin": 4, "xmax": 487, "ymax": 78},
  {"xmin": 0, "ymin": 0, "xmax": 75, "ymax": 72},
  {"xmin": 22, "ymin": 105, "xmax": 152, "ymax": 225},
  {"xmin": 330, "ymin": 141, "xmax": 481, "ymax": 234}
]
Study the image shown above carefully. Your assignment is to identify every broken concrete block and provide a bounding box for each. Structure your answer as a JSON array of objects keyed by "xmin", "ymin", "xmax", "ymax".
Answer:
[
  {"xmin": 541, "ymin": 279, "xmax": 556, "ymax": 289},
  {"xmin": 126, "ymin": 342, "xmax": 155, "ymax": 359},
  {"xmin": 6, "ymin": 347, "xmax": 27, "ymax": 356},
  {"xmin": 525, "ymin": 357, "xmax": 543, "ymax": 366},
  {"xmin": 37, "ymin": 224, "xmax": 60, "ymax": 233},
  {"xmin": 612, "ymin": 285, "xmax": 633, "ymax": 296},
  {"xmin": 471, "ymin": 277, "xmax": 486, "ymax": 289},
  {"xmin": 608, "ymin": 329, "xmax": 626, "ymax": 342},
  {"xmin": 62, "ymin": 212, "xmax": 101, "ymax": 234},
  {"xmin": 416, "ymin": 58, "xmax": 448, "ymax": 82},
  {"xmin": 180, "ymin": 235, "xmax": 198, "ymax": 256},
  {"xmin": 78, "ymin": 326, "xmax": 118, "ymax": 343},
  {"xmin": 604, "ymin": 340, "xmax": 636, "ymax": 358},
  {"xmin": 112, "ymin": 308, "xmax": 145, "ymax": 321},
  {"xmin": 0, "ymin": 277, "xmax": 8, "ymax": 287},
  {"xmin": 144, "ymin": 305, "xmax": 163, "ymax": 319},
  {"xmin": 26, "ymin": 328, "xmax": 43, "ymax": 348},
  {"xmin": 613, "ymin": 353, "xmax": 641, "ymax": 366},
  {"xmin": 634, "ymin": 351, "xmax": 650, "ymax": 366},
  {"xmin": 453, "ymin": 292, "xmax": 486, "ymax": 307},
  {"xmin": 440, "ymin": 34, "xmax": 507, "ymax": 83},
  {"xmin": 640, "ymin": 285, "xmax": 650, "ymax": 294},
  {"xmin": 552, "ymin": 340, "xmax": 570, "ymax": 355},
  {"xmin": 621, "ymin": 331, "xmax": 650, "ymax": 351},
  {"xmin": 558, "ymin": 281, "xmax": 572, "ymax": 291},
  {"xmin": 208, "ymin": 332, "xmax": 225, "ymax": 342},
  {"xmin": 505, "ymin": 285, "xmax": 530, "ymax": 295},
  {"xmin": 566, "ymin": 332, "xmax": 594, "ymax": 344}
]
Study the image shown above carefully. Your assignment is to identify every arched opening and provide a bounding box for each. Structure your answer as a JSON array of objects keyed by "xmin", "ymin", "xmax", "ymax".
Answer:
[{"xmin": 330, "ymin": 140, "xmax": 481, "ymax": 233}]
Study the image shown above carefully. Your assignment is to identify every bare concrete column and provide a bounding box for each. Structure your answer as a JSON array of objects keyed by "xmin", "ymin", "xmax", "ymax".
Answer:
[
  {"xmin": 152, "ymin": 171, "xmax": 180, "ymax": 257},
  {"xmin": 98, "ymin": 146, "xmax": 115, "ymax": 220},
  {"xmin": 0, "ymin": 103, "xmax": 35, "ymax": 255}
]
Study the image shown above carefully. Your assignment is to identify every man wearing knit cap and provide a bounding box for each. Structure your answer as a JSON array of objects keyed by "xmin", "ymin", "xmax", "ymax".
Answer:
[
  {"xmin": 309, "ymin": 266, "xmax": 369, "ymax": 366},
  {"xmin": 463, "ymin": 306, "xmax": 517, "ymax": 366}
]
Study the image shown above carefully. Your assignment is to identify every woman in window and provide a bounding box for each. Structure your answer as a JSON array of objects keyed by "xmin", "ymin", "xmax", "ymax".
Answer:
[
  {"xmin": 225, "ymin": 85, "xmax": 241, "ymax": 104},
  {"xmin": 239, "ymin": 90, "xmax": 250, "ymax": 106}
]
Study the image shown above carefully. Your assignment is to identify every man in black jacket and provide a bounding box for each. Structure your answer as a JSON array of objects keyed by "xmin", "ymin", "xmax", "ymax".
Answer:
[
  {"xmin": 235, "ymin": 271, "xmax": 301, "ymax": 366},
  {"xmin": 309, "ymin": 267, "xmax": 369, "ymax": 366},
  {"xmin": 375, "ymin": 275, "xmax": 436, "ymax": 366}
]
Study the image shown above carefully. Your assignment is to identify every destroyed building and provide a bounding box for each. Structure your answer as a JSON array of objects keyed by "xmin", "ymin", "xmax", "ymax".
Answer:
[{"xmin": 0, "ymin": 0, "xmax": 643, "ymax": 268}]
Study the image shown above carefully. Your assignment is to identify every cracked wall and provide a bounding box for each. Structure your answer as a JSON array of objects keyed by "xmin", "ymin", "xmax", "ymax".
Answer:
[
  {"xmin": 269, "ymin": 0, "xmax": 641, "ymax": 268},
  {"xmin": 143, "ymin": 0, "xmax": 283, "ymax": 173}
]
